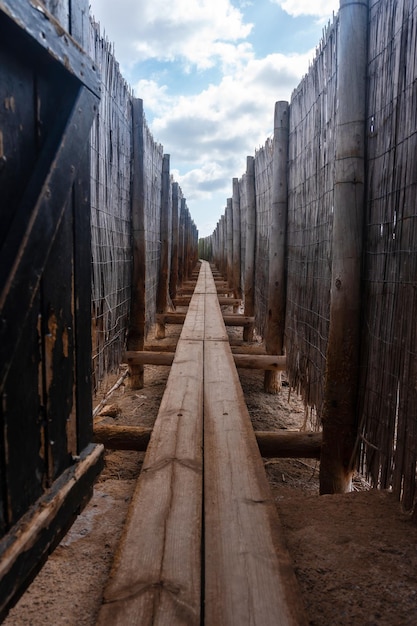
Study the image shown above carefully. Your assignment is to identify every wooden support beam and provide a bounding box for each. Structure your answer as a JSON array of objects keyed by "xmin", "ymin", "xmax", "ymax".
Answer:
[
  {"xmin": 0, "ymin": 444, "xmax": 104, "ymax": 621},
  {"xmin": 256, "ymin": 431, "xmax": 321, "ymax": 459},
  {"xmin": 156, "ymin": 312, "xmax": 254, "ymax": 327},
  {"xmin": 94, "ymin": 424, "xmax": 321, "ymax": 459},
  {"xmin": 230, "ymin": 344, "xmax": 266, "ymax": 355},
  {"xmin": 145, "ymin": 343, "xmax": 178, "ymax": 353},
  {"xmin": 178, "ymin": 286, "xmax": 233, "ymax": 295},
  {"xmin": 264, "ymin": 101, "xmax": 289, "ymax": 394},
  {"xmin": 223, "ymin": 314, "xmax": 254, "ymax": 327},
  {"xmin": 94, "ymin": 425, "xmax": 152, "ymax": 451},
  {"xmin": 124, "ymin": 351, "xmax": 175, "ymax": 366},
  {"xmin": 233, "ymin": 354, "xmax": 286, "ymax": 371},
  {"xmin": 320, "ymin": 0, "xmax": 367, "ymax": 495},
  {"xmin": 156, "ymin": 312, "xmax": 186, "ymax": 325},
  {"xmin": 218, "ymin": 297, "xmax": 242, "ymax": 307}
]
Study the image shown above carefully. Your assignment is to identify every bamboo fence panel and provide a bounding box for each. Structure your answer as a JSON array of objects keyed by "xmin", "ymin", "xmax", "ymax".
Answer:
[
  {"xmin": 89, "ymin": 24, "xmax": 133, "ymax": 392},
  {"xmin": 254, "ymin": 138, "xmax": 273, "ymax": 338},
  {"xmin": 285, "ymin": 16, "xmax": 338, "ymax": 418},
  {"xmin": 239, "ymin": 173, "xmax": 248, "ymax": 293},
  {"xmin": 143, "ymin": 121, "xmax": 164, "ymax": 334},
  {"xmin": 358, "ymin": 0, "xmax": 417, "ymax": 510}
]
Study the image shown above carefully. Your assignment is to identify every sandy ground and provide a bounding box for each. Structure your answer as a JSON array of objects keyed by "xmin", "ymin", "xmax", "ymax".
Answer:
[{"xmin": 5, "ymin": 323, "xmax": 417, "ymax": 625}]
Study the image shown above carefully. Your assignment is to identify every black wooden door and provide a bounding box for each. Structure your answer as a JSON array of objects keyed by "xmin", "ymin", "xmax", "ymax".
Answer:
[{"xmin": 0, "ymin": 0, "xmax": 103, "ymax": 616}]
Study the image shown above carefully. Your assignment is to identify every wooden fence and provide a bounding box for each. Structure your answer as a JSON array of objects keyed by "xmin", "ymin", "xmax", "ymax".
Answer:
[
  {"xmin": 88, "ymin": 27, "xmax": 198, "ymax": 392},
  {"xmin": 203, "ymin": 0, "xmax": 417, "ymax": 512},
  {"xmin": 0, "ymin": 0, "xmax": 198, "ymax": 616}
]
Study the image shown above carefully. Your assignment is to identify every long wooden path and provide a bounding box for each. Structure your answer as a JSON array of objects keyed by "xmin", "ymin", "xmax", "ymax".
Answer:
[{"xmin": 97, "ymin": 261, "xmax": 306, "ymax": 625}]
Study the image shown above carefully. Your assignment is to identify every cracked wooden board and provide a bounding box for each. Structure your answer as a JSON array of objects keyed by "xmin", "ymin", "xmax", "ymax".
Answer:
[{"xmin": 97, "ymin": 303, "xmax": 204, "ymax": 624}]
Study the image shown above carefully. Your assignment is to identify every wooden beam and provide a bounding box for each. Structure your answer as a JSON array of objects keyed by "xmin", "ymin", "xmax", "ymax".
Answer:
[
  {"xmin": 97, "ymin": 272, "xmax": 205, "ymax": 626},
  {"xmin": 127, "ymin": 98, "xmax": 146, "ymax": 388},
  {"xmin": 156, "ymin": 312, "xmax": 254, "ymax": 327},
  {"xmin": 123, "ymin": 346, "xmax": 287, "ymax": 372},
  {"xmin": 223, "ymin": 314, "xmax": 254, "ymax": 327},
  {"xmin": 230, "ymin": 344, "xmax": 266, "ymax": 354},
  {"xmin": 320, "ymin": 0, "xmax": 367, "ymax": 494},
  {"xmin": 233, "ymin": 354, "xmax": 286, "ymax": 371},
  {"xmin": 156, "ymin": 312, "xmax": 186, "ymax": 325},
  {"xmin": 243, "ymin": 156, "xmax": 256, "ymax": 341},
  {"xmin": 94, "ymin": 424, "xmax": 152, "ymax": 451},
  {"xmin": 94, "ymin": 424, "xmax": 321, "ymax": 459},
  {"xmin": 145, "ymin": 342, "xmax": 178, "ymax": 352},
  {"xmin": 256, "ymin": 431, "xmax": 321, "ymax": 459},
  {"xmin": 0, "ymin": 444, "xmax": 104, "ymax": 621},
  {"xmin": 124, "ymin": 351, "xmax": 174, "ymax": 366},
  {"xmin": 203, "ymin": 262, "xmax": 306, "ymax": 625},
  {"xmin": 264, "ymin": 101, "xmax": 289, "ymax": 394}
]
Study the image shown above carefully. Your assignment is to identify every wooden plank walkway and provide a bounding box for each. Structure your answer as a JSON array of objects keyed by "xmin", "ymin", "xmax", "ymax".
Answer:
[{"xmin": 97, "ymin": 261, "xmax": 306, "ymax": 625}]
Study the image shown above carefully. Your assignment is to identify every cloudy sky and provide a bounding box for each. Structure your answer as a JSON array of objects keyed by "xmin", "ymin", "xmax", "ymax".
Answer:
[{"xmin": 88, "ymin": 0, "xmax": 340, "ymax": 237}]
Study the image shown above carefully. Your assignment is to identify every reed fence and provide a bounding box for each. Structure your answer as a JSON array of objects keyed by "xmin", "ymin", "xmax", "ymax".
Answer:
[
  {"xmin": 204, "ymin": 0, "xmax": 417, "ymax": 510},
  {"xmin": 87, "ymin": 20, "xmax": 197, "ymax": 391}
]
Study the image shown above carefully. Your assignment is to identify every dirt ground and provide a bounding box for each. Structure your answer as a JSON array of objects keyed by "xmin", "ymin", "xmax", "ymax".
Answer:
[{"xmin": 5, "ymin": 322, "xmax": 417, "ymax": 625}]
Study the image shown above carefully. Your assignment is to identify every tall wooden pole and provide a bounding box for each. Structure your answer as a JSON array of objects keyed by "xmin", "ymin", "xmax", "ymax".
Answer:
[
  {"xmin": 320, "ymin": 0, "xmax": 367, "ymax": 494},
  {"xmin": 127, "ymin": 99, "xmax": 146, "ymax": 388},
  {"xmin": 264, "ymin": 101, "xmax": 289, "ymax": 393},
  {"xmin": 232, "ymin": 178, "xmax": 242, "ymax": 301},
  {"xmin": 243, "ymin": 156, "xmax": 256, "ymax": 341},
  {"xmin": 178, "ymin": 199, "xmax": 186, "ymax": 286},
  {"xmin": 170, "ymin": 182, "xmax": 180, "ymax": 303},
  {"xmin": 155, "ymin": 154, "xmax": 171, "ymax": 339},
  {"xmin": 226, "ymin": 199, "xmax": 233, "ymax": 289}
]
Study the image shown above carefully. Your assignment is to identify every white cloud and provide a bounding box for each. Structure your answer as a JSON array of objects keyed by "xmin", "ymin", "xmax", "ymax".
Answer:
[
  {"xmin": 90, "ymin": 0, "xmax": 252, "ymax": 71},
  {"xmin": 135, "ymin": 48, "xmax": 313, "ymax": 235},
  {"xmin": 272, "ymin": 0, "xmax": 339, "ymax": 18}
]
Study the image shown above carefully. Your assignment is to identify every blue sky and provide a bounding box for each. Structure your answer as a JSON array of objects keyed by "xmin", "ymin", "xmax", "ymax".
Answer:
[{"xmin": 88, "ymin": 0, "xmax": 339, "ymax": 237}]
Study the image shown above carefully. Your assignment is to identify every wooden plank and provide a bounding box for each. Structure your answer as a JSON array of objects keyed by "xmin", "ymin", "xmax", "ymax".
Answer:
[
  {"xmin": 204, "ymin": 338, "xmax": 307, "ymax": 625},
  {"xmin": 0, "ymin": 444, "xmax": 104, "ymax": 622},
  {"xmin": 0, "ymin": 86, "xmax": 98, "ymax": 394},
  {"xmin": 204, "ymin": 293, "xmax": 228, "ymax": 342},
  {"xmin": 73, "ymin": 139, "xmax": 93, "ymax": 451},
  {"xmin": 233, "ymin": 354, "xmax": 286, "ymax": 371},
  {"xmin": 98, "ymin": 267, "xmax": 205, "ymax": 624},
  {"xmin": 98, "ymin": 338, "xmax": 203, "ymax": 626},
  {"xmin": 0, "ymin": 1, "xmax": 100, "ymax": 94}
]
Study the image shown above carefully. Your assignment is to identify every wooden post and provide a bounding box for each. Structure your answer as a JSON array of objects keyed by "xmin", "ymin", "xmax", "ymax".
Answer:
[
  {"xmin": 178, "ymin": 199, "xmax": 186, "ymax": 286},
  {"xmin": 127, "ymin": 99, "xmax": 146, "ymax": 388},
  {"xmin": 264, "ymin": 101, "xmax": 289, "ymax": 394},
  {"xmin": 226, "ymin": 199, "xmax": 233, "ymax": 289},
  {"xmin": 243, "ymin": 156, "xmax": 256, "ymax": 341},
  {"xmin": 170, "ymin": 182, "xmax": 180, "ymax": 302},
  {"xmin": 232, "ymin": 178, "xmax": 242, "ymax": 302},
  {"xmin": 320, "ymin": 0, "xmax": 367, "ymax": 494},
  {"xmin": 155, "ymin": 154, "xmax": 171, "ymax": 339}
]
